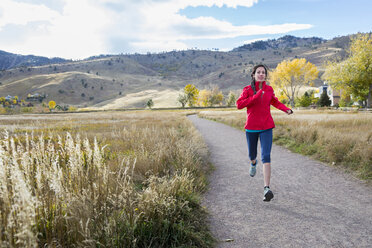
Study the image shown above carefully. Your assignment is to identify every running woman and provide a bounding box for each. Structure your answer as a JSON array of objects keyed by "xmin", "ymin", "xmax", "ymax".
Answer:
[{"xmin": 236, "ymin": 64, "xmax": 293, "ymax": 201}]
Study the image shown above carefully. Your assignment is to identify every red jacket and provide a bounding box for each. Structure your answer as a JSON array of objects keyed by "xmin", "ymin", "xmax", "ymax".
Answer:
[{"xmin": 236, "ymin": 81, "xmax": 290, "ymax": 130}]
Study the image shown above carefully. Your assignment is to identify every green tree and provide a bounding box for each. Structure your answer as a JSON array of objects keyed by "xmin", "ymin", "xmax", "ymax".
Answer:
[
  {"xmin": 323, "ymin": 33, "xmax": 372, "ymax": 107},
  {"xmin": 270, "ymin": 58, "xmax": 319, "ymax": 107},
  {"xmin": 177, "ymin": 94, "xmax": 188, "ymax": 108},
  {"xmin": 296, "ymin": 91, "xmax": 312, "ymax": 107},
  {"xmin": 146, "ymin": 99, "xmax": 154, "ymax": 109},
  {"xmin": 226, "ymin": 91, "xmax": 237, "ymax": 107},
  {"xmin": 338, "ymin": 91, "xmax": 354, "ymax": 107},
  {"xmin": 318, "ymin": 90, "xmax": 331, "ymax": 107}
]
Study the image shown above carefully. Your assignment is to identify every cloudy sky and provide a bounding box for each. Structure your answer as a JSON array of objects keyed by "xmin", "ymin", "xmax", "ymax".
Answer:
[{"xmin": 0, "ymin": 0, "xmax": 371, "ymax": 59}]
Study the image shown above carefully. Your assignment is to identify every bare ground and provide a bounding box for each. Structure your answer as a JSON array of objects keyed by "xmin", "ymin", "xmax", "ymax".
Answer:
[{"xmin": 188, "ymin": 115, "xmax": 372, "ymax": 248}]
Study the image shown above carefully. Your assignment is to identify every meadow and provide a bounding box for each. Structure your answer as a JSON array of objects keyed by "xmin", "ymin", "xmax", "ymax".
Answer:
[
  {"xmin": 198, "ymin": 109, "xmax": 372, "ymax": 181},
  {"xmin": 0, "ymin": 110, "xmax": 214, "ymax": 247}
]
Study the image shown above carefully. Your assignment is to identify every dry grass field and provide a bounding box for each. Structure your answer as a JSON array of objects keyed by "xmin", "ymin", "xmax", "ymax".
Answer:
[
  {"xmin": 198, "ymin": 109, "xmax": 372, "ymax": 181},
  {"xmin": 0, "ymin": 110, "xmax": 214, "ymax": 247},
  {"xmin": 91, "ymin": 89, "xmax": 183, "ymax": 109}
]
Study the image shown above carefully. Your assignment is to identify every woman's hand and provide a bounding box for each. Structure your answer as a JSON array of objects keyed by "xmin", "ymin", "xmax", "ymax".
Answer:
[{"xmin": 286, "ymin": 109, "xmax": 293, "ymax": 115}]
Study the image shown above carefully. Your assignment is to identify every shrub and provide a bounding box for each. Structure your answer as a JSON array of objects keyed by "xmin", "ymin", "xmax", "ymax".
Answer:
[
  {"xmin": 296, "ymin": 92, "xmax": 312, "ymax": 107},
  {"xmin": 20, "ymin": 107, "xmax": 34, "ymax": 113}
]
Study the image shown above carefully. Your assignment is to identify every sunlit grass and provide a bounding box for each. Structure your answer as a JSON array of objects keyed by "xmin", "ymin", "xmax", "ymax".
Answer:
[{"xmin": 0, "ymin": 110, "xmax": 214, "ymax": 247}]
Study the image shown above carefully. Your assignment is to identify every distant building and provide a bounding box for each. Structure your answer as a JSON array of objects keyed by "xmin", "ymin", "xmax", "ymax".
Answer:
[
  {"xmin": 27, "ymin": 93, "xmax": 46, "ymax": 102},
  {"xmin": 2, "ymin": 95, "xmax": 19, "ymax": 107},
  {"xmin": 5, "ymin": 95, "xmax": 14, "ymax": 101},
  {"xmin": 314, "ymin": 82, "xmax": 341, "ymax": 106}
]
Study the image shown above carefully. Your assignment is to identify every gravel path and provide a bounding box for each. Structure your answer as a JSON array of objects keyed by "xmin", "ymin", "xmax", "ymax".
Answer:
[{"xmin": 188, "ymin": 115, "xmax": 372, "ymax": 248}]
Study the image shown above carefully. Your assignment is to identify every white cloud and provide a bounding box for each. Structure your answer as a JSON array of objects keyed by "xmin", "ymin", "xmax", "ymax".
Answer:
[
  {"xmin": 130, "ymin": 40, "xmax": 188, "ymax": 53},
  {"xmin": 157, "ymin": 0, "xmax": 259, "ymax": 9},
  {"xmin": 0, "ymin": 0, "xmax": 313, "ymax": 59},
  {"xmin": 0, "ymin": 0, "xmax": 59, "ymax": 28},
  {"xmin": 113, "ymin": 0, "xmax": 311, "ymax": 52},
  {"xmin": 242, "ymin": 37, "xmax": 269, "ymax": 44},
  {"xmin": 0, "ymin": 0, "xmax": 112, "ymax": 59}
]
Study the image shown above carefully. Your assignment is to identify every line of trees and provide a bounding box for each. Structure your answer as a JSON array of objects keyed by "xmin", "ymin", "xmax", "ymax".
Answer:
[
  {"xmin": 0, "ymin": 95, "xmax": 72, "ymax": 113},
  {"xmin": 268, "ymin": 33, "xmax": 371, "ymax": 108},
  {"xmin": 177, "ymin": 84, "xmax": 237, "ymax": 108}
]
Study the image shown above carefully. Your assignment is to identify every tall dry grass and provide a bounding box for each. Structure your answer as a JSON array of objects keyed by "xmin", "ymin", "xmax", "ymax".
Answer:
[
  {"xmin": 0, "ymin": 111, "xmax": 214, "ymax": 247},
  {"xmin": 198, "ymin": 109, "xmax": 372, "ymax": 181}
]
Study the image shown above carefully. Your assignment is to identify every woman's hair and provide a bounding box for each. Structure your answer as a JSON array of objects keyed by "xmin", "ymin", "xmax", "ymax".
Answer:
[{"xmin": 250, "ymin": 64, "xmax": 268, "ymax": 94}]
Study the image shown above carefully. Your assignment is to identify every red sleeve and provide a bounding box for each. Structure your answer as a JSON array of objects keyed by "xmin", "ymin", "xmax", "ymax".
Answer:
[
  {"xmin": 236, "ymin": 87, "xmax": 263, "ymax": 109},
  {"xmin": 270, "ymin": 92, "xmax": 291, "ymax": 112}
]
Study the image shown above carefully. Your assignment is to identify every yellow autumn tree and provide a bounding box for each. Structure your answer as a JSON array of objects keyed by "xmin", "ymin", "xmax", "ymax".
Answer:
[
  {"xmin": 197, "ymin": 85, "xmax": 224, "ymax": 107},
  {"xmin": 48, "ymin": 100, "xmax": 56, "ymax": 110},
  {"xmin": 277, "ymin": 91, "xmax": 288, "ymax": 104},
  {"xmin": 12, "ymin": 96, "xmax": 19, "ymax": 105},
  {"xmin": 210, "ymin": 86, "xmax": 224, "ymax": 106},
  {"xmin": 184, "ymin": 84, "xmax": 199, "ymax": 107},
  {"xmin": 270, "ymin": 58, "xmax": 318, "ymax": 107},
  {"xmin": 198, "ymin": 89, "xmax": 212, "ymax": 107},
  {"xmin": 323, "ymin": 33, "xmax": 372, "ymax": 107}
]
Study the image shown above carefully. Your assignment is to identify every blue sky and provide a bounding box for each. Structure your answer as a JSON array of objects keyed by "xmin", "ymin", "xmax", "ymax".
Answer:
[{"xmin": 0, "ymin": 0, "xmax": 370, "ymax": 59}]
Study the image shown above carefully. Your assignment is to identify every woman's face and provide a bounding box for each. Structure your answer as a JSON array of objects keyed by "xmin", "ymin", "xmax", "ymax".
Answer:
[{"xmin": 254, "ymin": 66, "xmax": 266, "ymax": 82}]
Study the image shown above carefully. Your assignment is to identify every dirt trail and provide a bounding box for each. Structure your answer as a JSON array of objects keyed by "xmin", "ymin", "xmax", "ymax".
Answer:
[{"xmin": 188, "ymin": 115, "xmax": 372, "ymax": 248}]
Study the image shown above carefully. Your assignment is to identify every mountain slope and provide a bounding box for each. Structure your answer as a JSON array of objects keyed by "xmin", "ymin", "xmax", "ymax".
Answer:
[
  {"xmin": 233, "ymin": 35, "xmax": 326, "ymax": 51},
  {"xmin": 0, "ymin": 34, "xmax": 353, "ymax": 108},
  {"xmin": 0, "ymin": 50, "xmax": 69, "ymax": 70}
]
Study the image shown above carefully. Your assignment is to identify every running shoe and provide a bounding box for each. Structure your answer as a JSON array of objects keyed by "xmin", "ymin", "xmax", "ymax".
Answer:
[
  {"xmin": 263, "ymin": 186, "xmax": 274, "ymax": 202},
  {"xmin": 249, "ymin": 161, "xmax": 257, "ymax": 177}
]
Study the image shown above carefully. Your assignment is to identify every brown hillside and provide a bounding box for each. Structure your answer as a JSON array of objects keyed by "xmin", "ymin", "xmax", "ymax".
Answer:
[{"xmin": 0, "ymin": 34, "xmax": 353, "ymax": 109}]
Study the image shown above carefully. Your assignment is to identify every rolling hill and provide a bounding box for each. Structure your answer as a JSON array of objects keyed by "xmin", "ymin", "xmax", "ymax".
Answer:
[
  {"xmin": 0, "ymin": 34, "xmax": 352, "ymax": 109},
  {"xmin": 0, "ymin": 50, "xmax": 69, "ymax": 70}
]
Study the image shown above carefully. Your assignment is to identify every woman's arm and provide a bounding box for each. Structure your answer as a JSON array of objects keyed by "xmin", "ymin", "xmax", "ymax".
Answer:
[
  {"xmin": 236, "ymin": 87, "xmax": 263, "ymax": 109},
  {"xmin": 270, "ymin": 93, "xmax": 292, "ymax": 114}
]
